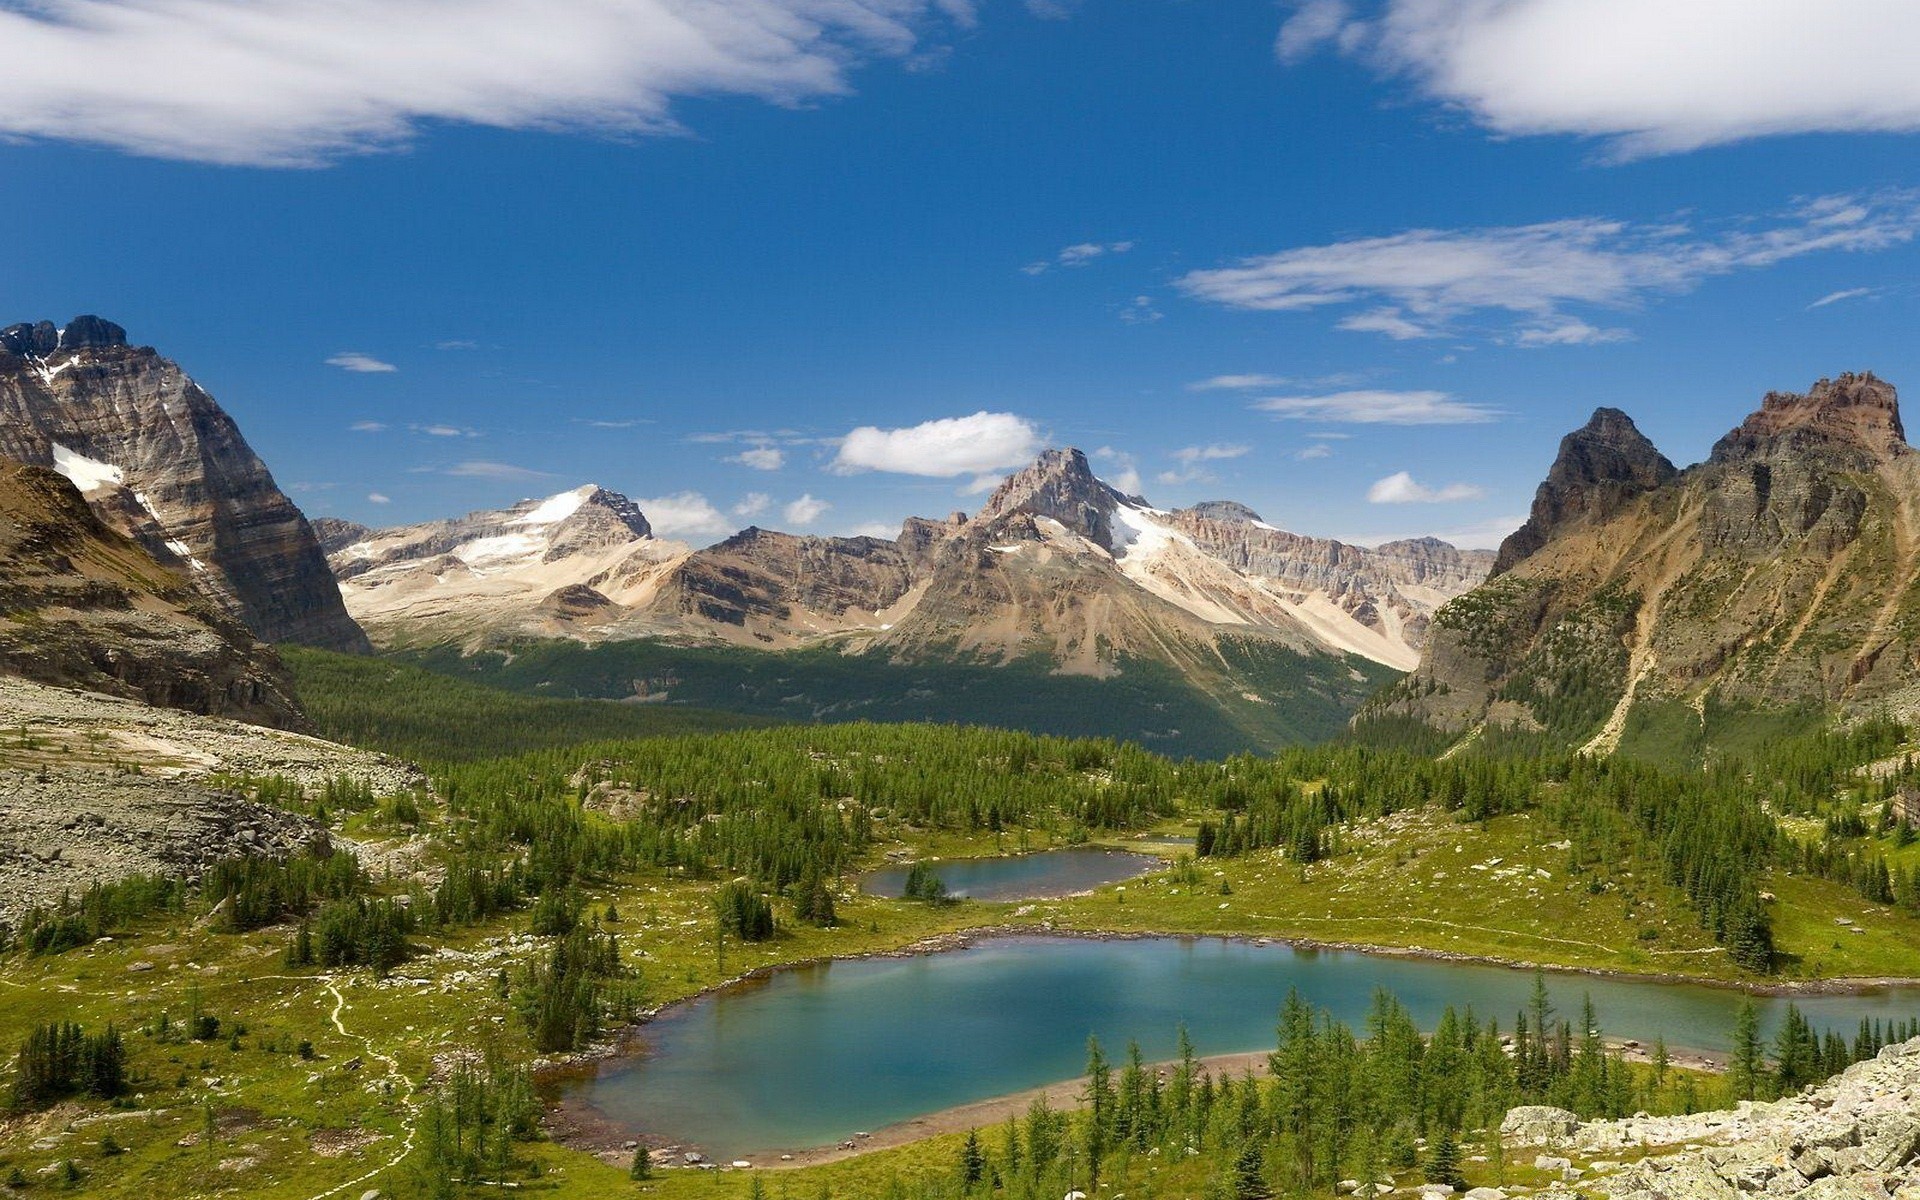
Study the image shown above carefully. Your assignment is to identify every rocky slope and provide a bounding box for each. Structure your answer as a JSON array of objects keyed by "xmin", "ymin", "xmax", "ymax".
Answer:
[
  {"xmin": 0, "ymin": 316, "xmax": 367, "ymax": 652},
  {"xmin": 328, "ymin": 449, "xmax": 1489, "ymax": 674},
  {"xmin": 1500, "ymin": 1038, "xmax": 1920, "ymax": 1200},
  {"xmin": 0, "ymin": 675, "xmax": 421, "ymax": 924},
  {"xmin": 0, "ymin": 460, "xmax": 304, "ymax": 727},
  {"xmin": 1367, "ymin": 373, "xmax": 1920, "ymax": 752}
]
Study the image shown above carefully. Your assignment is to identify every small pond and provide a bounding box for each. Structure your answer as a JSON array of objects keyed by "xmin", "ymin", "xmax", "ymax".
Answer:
[{"xmin": 858, "ymin": 846, "xmax": 1163, "ymax": 902}]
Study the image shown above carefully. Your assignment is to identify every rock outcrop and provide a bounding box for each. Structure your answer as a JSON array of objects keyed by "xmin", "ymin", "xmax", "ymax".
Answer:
[
  {"xmin": 1502, "ymin": 1039, "xmax": 1920, "ymax": 1200},
  {"xmin": 1371, "ymin": 373, "xmax": 1920, "ymax": 751},
  {"xmin": 1492, "ymin": 407, "xmax": 1677, "ymax": 576},
  {"xmin": 0, "ymin": 460, "xmax": 304, "ymax": 727},
  {"xmin": 0, "ymin": 315, "xmax": 368, "ymax": 652}
]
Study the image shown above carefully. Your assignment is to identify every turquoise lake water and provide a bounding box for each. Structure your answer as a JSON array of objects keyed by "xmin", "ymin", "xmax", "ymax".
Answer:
[
  {"xmin": 564, "ymin": 934, "xmax": 1920, "ymax": 1157},
  {"xmin": 858, "ymin": 847, "xmax": 1164, "ymax": 901}
]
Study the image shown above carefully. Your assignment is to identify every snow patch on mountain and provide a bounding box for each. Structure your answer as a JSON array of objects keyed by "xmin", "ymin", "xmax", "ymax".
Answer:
[
  {"xmin": 49, "ymin": 442, "xmax": 124, "ymax": 493},
  {"xmin": 513, "ymin": 486, "xmax": 595, "ymax": 527}
]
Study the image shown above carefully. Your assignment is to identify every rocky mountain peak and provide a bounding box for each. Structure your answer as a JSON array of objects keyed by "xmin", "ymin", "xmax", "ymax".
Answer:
[
  {"xmin": 975, "ymin": 447, "xmax": 1124, "ymax": 549},
  {"xmin": 526, "ymin": 485, "xmax": 653, "ymax": 558},
  {"xmin": 1184, "ymin": 500, "xmax": 1266, "ymax": 525},
  {"xmin": 0, "ymin": 316, "xmax": 128, "ymax": 357},
  {"xmin": 1492, "ymin": 406, "xmax": 1678, "ymax": 576},
  {"xmin": 1710, "ymin": 372, "xmax": 1906, "ymax": 465},
  {"xmin": 0, "ymin": 316, "xmax": 369, "ymax": 652}
]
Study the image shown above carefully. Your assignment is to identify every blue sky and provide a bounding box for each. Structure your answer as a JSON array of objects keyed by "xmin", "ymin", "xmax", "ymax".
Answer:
[{"xmin": 6, "ymin": 0, "xmax": 1920, "ymax": 547}]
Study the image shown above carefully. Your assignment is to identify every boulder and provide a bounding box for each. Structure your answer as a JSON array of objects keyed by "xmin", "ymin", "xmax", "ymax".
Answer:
[{"xmin": 1503, "ymin": 1106, "xmax": 1580, "ymax": 1146}]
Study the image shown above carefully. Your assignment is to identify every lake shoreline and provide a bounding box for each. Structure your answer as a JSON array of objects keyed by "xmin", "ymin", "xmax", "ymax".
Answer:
[{"xmin": 537, "ymin": 922, "xmax": 1920, "ymax": 1164}]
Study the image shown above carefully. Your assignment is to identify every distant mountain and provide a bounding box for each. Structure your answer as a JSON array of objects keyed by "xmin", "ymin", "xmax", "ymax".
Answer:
[
  {"xmin": 0, "ymin": 316, "xmax": 368, "ymax": 652},
  {"xmin": 0, "ymin": 460, "xmax": 303, "ymax": 727},
  {"xmin": 1364, "ymin": 372, "xmax": 1920, "ymax": 757},
  {"xmin": 328, "ymin": 447, "xmax": 1490, "ymax": 672}
]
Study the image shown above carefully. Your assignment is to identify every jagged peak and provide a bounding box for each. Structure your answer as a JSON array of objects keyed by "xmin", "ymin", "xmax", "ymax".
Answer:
[
  {"xmin": 512, "ymin": 484, "xmax": 652, "ymax": 542},
  {"xmin": 0, "ymin": 315, "xmax": 128, "ymax": 357},
  {"xmin": 975, "ymin": 447, "xmax": 1131, "ymax": 549},
  {"xmin": 1710, "ymin": 371, "xmax": 1906, "ymax": 463},
  {"xmin": 1492, "ymin": 404, "xmax": 1677, "ymax": 576}
]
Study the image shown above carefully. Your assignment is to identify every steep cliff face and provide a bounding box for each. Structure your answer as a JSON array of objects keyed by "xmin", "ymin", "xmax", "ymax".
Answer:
[
  {"xmin": 1372, "ymin": 373, "xmax": 1920, "ymax": 753},
  {"xmin": 0, "ymin": 461, "xmax": 303, "ymax": 727},
  {"xmin": 0, "ymin": 316, "xmax": 367, "ymax": 652}
]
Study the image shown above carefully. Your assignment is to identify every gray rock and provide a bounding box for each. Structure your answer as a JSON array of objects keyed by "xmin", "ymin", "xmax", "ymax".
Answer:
[{"xmin": 1503, "ymin": 1107, "xmax": 1580, "ymax": 1147}]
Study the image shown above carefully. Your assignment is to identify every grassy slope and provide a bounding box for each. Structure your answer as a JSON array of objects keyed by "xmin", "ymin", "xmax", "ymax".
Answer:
[{"xmin": 390, "ymin": 637, "xmax": 1399, "ymax": 759}]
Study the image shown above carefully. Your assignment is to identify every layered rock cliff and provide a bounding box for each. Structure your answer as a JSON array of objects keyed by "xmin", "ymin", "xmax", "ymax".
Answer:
[
  {"xmin": 1370, "ymin": 373, "xmax": 1920, "ymax": 752},
  {"xmin": 0, "ymin": 316, "xmax": 367, "ymax": 652},
  {"xmin": 0, "ymin": 460, "xmax": 304, "ymax": 727}
]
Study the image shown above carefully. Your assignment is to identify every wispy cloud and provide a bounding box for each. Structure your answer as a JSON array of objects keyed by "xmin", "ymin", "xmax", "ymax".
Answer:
[
  {"xmin": 1023, "ymin": 239, "xmax": 1135, "ymax": 275},
  {"xmin": 1119, "ymin": 295, "xmax": 1163, "ymax": 324},
  {"xmin": 367, "ymin": 491, "xmax": 391, "ymax": 504},
  {"xmin": 434, "ymin": 339, "xmax": 478, "ymax": 351},
  {"xmin": 1278, "ymin": 0, "xmax": 1920, "ymax": 158},
  {"xmin": 1367, "ymin": 471, "xmax": 1485, "ymax": 504},
  {"xmin": 327, "ymin": 352, "xmax": 397, "ymax": 373},
  {"xmin": 733, "ymin": 492, "xmax": 772, "ymax": 519},
  {"xmin": 412, "ymin": 423, "xmax": 479, "ymax": 438},
  {"xmin": 0, "ymin": 0, "xmax": 974, "ymax": 166},
  {"xmin": 1808, "ymin": 287, "xmax": 1874, "ymax": 310},
  {"xmin": 443, "ymin": 461, "xmax": 551, "ymax": 481},
  {"xmin": 832, "ymin": 412, "xmax": 1044, "ymax": 478},
  {"xmin": 846, "ymin": 519, "xmax": 900, "ymax": 539},
  {"xmin": 1178, "ymin": 192, "xmax": 1920, "ymax": 342},
  {"xmin": 635, "ymin": 491, "xmax": 733, "ymax": 539},
  {"xmin": 1158, "ymin": 443, "xmax": 1251, "ymax": 485},
  {"xmin": 1253, "ymin": 389, "xmax": 1499, "ymax": 425},
  {"xmin": 349, "ymin": 420, "xmax": 388, "ymax": 433},
  {"xmin": 1295, "ymin": 443, "xmax": 1333, "ymax": 461},
  {"xmin": 1092, "ymin": 447, "xmax": 1143, "ymax": 496}
]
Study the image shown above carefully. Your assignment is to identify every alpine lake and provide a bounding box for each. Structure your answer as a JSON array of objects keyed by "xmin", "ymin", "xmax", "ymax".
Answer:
[{"xmin": 555, "ymin": 848, "xmax": 1920, "ymax": 1160}]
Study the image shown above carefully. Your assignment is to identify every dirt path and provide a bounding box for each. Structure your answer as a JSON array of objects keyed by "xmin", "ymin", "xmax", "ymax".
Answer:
[{"xmin": 303, "ymin": 980, "xmax": 420, "ymax": 1200}]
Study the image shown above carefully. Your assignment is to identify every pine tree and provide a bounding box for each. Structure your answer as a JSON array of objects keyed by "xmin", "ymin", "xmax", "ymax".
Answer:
[
  {"xmin": 1424, "ymin": 1129, "xmax": 1465, "ymax": 1192},
  {"xmin": 1730, "ymin": 997, "xmax": 1764, "ymax": 1102},
  {"xmin": 958, "ymin": 1128, "xmax": 986, "ymax": 1188}
]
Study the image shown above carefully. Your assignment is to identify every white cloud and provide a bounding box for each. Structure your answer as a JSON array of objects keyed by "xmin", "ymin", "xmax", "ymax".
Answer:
[
  {"xmin": 637, "ymin": 491, "xmax": 734, "ymax": 538},
  {"xmin": 1119, "ymin": 295, "xmax": 1163, "ymax": 324},
  {"xmin": 413, "ymin": 423, "xmax": 477, "ymax": 438},
  {"xmin": 1808, "ymin": 287, "xmax": 1874, "ymax": 309},
  {"xmin": 0, "ymin": 0, "xmax": 972, "ymax": 166},
  {"xmin": 832, "ymin": 411, "xmax": 1044, "ymax": 477},
  {"xmin": 729, "ymin": 445, "xmax": 786, "ymax": 471},
  {"xmin": 1092, "ymin": 447, "xmax": 1143, "ymax": 496},
  {"xmin": 783, "ymin": 493, "xmax": 832, "ymax": 525},
  {"xmin": 327, "ymin": 352, "xmax": 396, "ymax": 373},
  {"xmin": 1367, "ymin": 471, "xmax": 1485, "ymax": 504},
  {"xmin": 1295, "ymin": 443, "xmax": 1333, "ymax": 461},
  {"xmin": 349, "ymin": 420, "xmax": 387, "ymax": 433},
  {"xmin": 1023, "ymin": 239, "xmax": 1135, "ymax": 274},
  {"xmin": 367, "ymin": 491, "xmax": 391, "ymax": 504},
  {"xmin": 1177, "ymin": 192, "xmax": 1920, "ymax": 342},
  {"xmin": 1254, "ymin": 389, "xmax": 1498, "ymax": 425},
  {"xmin": 846, "ymin": 519, "xmax": 899, "ymax": 539},
  {"xmin": 1290, "ymin": 0, "xmax": 1920, "ymax": 158},
  {"xmin": 443, "ymin": 461, "xmax": 551, "ymax": 481},
  {"xmin": 733, "ymin": 491, "xmax": 772, "ymax": 518},
  {"xmin": 434, "ymin": 339, "xmax": 478, "ymax": 351}
]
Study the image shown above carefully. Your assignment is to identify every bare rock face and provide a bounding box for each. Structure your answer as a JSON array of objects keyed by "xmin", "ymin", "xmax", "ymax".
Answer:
[
  {"xmin": 974, "ymin": 448, "xmax": 1126, "ymax": 550},
  {"xmin": 0, "ymin": 316, "xmax": 368, "ymax": 652},
  {"xmin": 1376, "ymin": 373, "xmax": 1920, "ymax": 750},
  {"xmin": 1493, "ymin": 407, "xmax": 1677, "ymax": 576},
  {"xmin": 0, "ymin": 461, "xmax": 304, "ymax": 727},
  {"xmin": 648, "ymin": 526, "xmax": 917, "ymax": 638}
]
